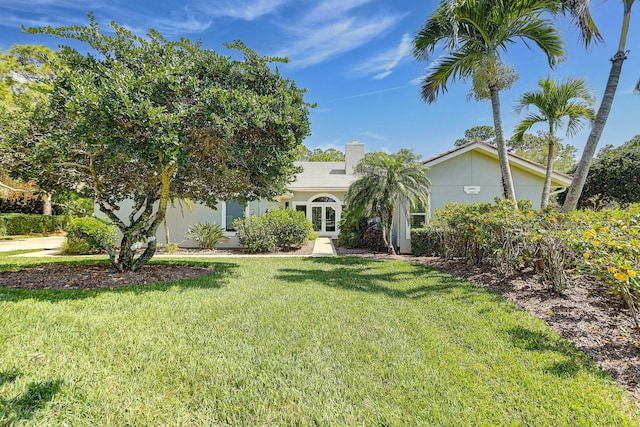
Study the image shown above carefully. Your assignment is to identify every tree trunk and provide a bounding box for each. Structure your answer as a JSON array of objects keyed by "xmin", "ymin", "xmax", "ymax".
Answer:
[
  {"xmin": 561, "ymin": 5, "xmax": 632, "ymax": 213},
  {"xmin": 540, "ymin": 136, "xmax": 556, "ymax": 210},
  {"xmin": 489, "ymin": 83, "xmax": 517, "ymax": 205},
  {"xmin": 42, "ymin": 193, "xmax": 52, "ymax": 216}
]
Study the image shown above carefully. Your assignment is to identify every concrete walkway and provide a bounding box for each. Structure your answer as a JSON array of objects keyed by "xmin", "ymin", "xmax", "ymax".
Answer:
[
  {"xmin": 0, "ymin": 236, "xmax": 65, "ymax": 252},
  {"xmin": 2, "ymin": 235, "xmax": 336, "ymax": 257}
]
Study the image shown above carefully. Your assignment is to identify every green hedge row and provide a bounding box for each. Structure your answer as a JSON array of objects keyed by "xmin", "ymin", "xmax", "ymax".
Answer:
[{"xmin": 0, "ymin": 213, "xmax": 68, "ymax": 236}]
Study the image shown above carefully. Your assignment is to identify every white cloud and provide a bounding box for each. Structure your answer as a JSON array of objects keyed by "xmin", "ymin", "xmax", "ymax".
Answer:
[
  {"xmin": 331, "ymin": 84, "xmax": 410, "ymax": 101},
  {"xmin": 409, "ymin": 76, "xmax": 423, "ymax": 86},
  {"xmin": 279, "ymin": 15, "xmax": 404, "ymax": 68},
  {"xmin": 195, "ymin": 0, "xmax": 290, "ymax": 21},
  {"xmin": 152, "ymin": 7, "xmax": 212, "ymax": 34},
  {"xmin": 352, "ymin": 33, "xmax": 412, "ymax": 80}
]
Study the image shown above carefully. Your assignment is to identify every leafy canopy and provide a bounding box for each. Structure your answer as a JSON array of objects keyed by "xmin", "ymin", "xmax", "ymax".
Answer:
[
  {"xmin": 7, "ymin": 15, "xmax": 311, "ymax": 271},
  {"xmin": 572, "ymin": 135, "xmax": 640, "ymax": 208}
]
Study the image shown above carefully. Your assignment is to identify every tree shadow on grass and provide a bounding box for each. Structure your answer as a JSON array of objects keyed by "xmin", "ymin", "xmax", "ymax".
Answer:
[
  {"xmin": 505, "ymin": 325, "xmax": 609, "ymax": 380},
  {"xmin": 0, "ymin": 260, "xmax": 239, "ymax": 304},
  {"xmin": 0, "ymin": 370, "xmax": 62, "ymax": 425},
  {"xmin": 275, "ymin": 256, "xmax": 484, "ymax": 300}
]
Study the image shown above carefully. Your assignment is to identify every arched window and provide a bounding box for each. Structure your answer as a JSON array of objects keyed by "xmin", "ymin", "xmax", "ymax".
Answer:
[{"xmin": 312, "ymin": 196, "xmax": 336, "ymax": 203}]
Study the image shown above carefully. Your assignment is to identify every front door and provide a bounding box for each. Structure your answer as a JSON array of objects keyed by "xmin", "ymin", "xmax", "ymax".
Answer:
[
  {"xmin": 311, "ymin": 205, "xmax": 337, "ymax": 236},
  {"xmin": 301, "ymin": 195, "xmax": 341, "ymax": 238}
]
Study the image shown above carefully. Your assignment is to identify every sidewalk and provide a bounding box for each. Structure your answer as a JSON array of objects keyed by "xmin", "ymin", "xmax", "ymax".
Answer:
[
  {"xmin": 3, "ymin": 236, "xmax": 337, "ymax": 257},
  {"xmin": 0, "ymin": 236, "xmax": 65, "ymax": 253}
]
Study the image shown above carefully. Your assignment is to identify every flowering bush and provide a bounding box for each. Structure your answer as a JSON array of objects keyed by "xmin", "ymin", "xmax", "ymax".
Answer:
[
  {"xmin": 426, "ymin": 201, "xmax": 640, "ymax": 326},
  {"xmin": 571, "ymin": 205, "xmax": 640, "ymax": 327}
]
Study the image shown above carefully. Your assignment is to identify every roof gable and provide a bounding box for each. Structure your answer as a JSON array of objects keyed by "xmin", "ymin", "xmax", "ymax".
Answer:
[{"xmin": 423, "ymin": 141, "xmax": 572, "ymax": 186}]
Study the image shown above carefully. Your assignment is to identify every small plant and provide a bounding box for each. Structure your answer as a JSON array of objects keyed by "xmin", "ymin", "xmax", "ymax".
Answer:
[
  {"xmin": 165, "ymin": 243, "xmax": 179, "ymax": 254},
  {"xmin": 184, "ymin": 222, "xmax": 226, "ymax": 249}
]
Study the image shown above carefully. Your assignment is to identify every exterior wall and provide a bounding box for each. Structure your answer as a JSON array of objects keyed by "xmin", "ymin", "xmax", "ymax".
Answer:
[
  {"xmin": 159, "ymin": 199, "xmax": 279, "ymax": 248},
  {"xmin": 398, "ymin": 150, "xmax": 551, "ymax": 254}
]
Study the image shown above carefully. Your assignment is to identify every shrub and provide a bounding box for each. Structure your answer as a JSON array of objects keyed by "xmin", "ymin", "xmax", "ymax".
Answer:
[
  {"xmin": 61, "ymin": 216, "xmax": 118, "ymax": 255},
  {"xmin": 184, "ymin": 222, "xmax": 226, "ymax": 249},
  {"xmin": 234, "ymin": 208, "xmax": 313, "ymax": 253},
  {"xmin": 234, "ymin": 215, "xmax": 275, "ymax": 253},
  {"xmin": 411, "ymin": 225, "xmax": 444, "ymax": 256},
  {"xmin": 337, "ymin": 206, "xmax": 385, "ymax": 252},
  {"xmin": 0, "ymin": 213, "xmax": 68, "ymax": 236},
  {"xmin": 264, "ymin": 208, "xmax": 313, "ymax": 250},
  {"xmin": 164, "ymin": 243, "xmax": 179, "ymax": 254}
]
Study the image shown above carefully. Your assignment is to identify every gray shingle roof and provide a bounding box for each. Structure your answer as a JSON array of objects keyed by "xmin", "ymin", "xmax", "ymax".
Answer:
[{"xmin": 289, "ymin": 162, "xmax": 358, "ymax": 190}]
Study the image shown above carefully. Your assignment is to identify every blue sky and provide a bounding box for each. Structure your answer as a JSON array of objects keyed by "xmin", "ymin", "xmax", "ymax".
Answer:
[{"xmin": 0, "ymin": 0, "xmax": 638, "ymax": 160}]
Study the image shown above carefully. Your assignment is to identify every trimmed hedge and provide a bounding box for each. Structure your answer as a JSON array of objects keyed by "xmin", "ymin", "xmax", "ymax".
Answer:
[
  {"xmin": 0, "ymin": 213, "xmax": 68, "ymax": 236},
  {"xmin": 410, "ymin": 226, "xmax": 444, "ymax": 257},
  {"xmin": 61, "ymin": 216, "xmax": 118, "ymax": 255}
]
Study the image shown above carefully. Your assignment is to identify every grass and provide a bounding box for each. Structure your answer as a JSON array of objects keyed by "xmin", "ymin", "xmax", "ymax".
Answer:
[{"xmin": 0, "ymin": 254, "xmax": 638, "ymax": 426}]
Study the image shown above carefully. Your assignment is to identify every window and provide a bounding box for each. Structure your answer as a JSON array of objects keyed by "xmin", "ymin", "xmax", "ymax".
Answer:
[
  {"xmin": 225, "ymin": 200, "xmax": 245, "ymax": 232},
  {"xmin": 295, "ymin": 205, "xmax": 307, "ymax": 214},
  {"xmin": 409, "ymin": 201, "xmax": 428, "ymax": 230},
  {"xmin": 312, "ymin": 196, "xmax": 336, "ymax": 203}
]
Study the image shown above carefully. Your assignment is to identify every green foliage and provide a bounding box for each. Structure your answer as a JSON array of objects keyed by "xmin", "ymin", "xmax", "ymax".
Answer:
[
  {"xmin": 410, "ymin": 225, "xmax": 444, "ymax": 256},
  {"xmin": 62, "ymin": 216, "xmax": 118, "ymax": 255},
  {"xmin": 454, "ymin": 125, "xmax": 495, "ymax": 146},
  {"xmin": 294, "ymin": 146, "xmax": 345, "ymax": 162},
  {"xmin": 263, "ymin": 208, "xmax": 313, "ymax": 250},
  {"xmin": 0, "ymin": 194, "xmax": 43, "ymax": 214},
  {"xmin": 337, "ymin": 205, "xmax": 386, "ymax": 251},
  {"xmin": 345, "ymin": 149, "xmax": 430, "ymax": 254},
  {"xmin": 575, "ymin": 136, "xmax": 640, "ymax": 207},
  {"xmin": 184, "ymin": 222, "xmax": 226, "ymax": 249},
  {"xmin": 429, "ymin": 200, "xmax": 640, "ymax": 323},
  {"xmin": 0, "ymin": 213, "xmax": 67, "ymax": 236},
  {"xmin": 508, "ymin": 131, "xmax": 577, "ymax": 173},
  {"xmin": 164, "ymin": 242, "xmax": 178, "ymax": 254},
  {"xmin": 6, "ymin": 16, "xmax": 311, "ymax": 272},
  {"xmin": 233, "ymin": 215, "xmax": 275, "ymax": 253},
  {"xmin": 234, "ymin": 208, "xmax": 313, "ymax": 253}
]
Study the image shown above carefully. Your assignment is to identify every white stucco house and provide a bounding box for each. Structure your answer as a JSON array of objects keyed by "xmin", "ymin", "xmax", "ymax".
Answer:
[{"xmin": 159, "ymin": 140, "xmax": 572, "ymax": 253}]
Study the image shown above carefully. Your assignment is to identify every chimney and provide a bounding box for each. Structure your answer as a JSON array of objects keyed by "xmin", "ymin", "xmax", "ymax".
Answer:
[{"xmin": 345, "ymin": 140, "xmax": 365, "ymax": 175}]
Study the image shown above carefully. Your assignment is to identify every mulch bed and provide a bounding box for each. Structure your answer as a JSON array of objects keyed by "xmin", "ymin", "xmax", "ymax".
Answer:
[{"xmin": 0, "ymin": 264, "xmax": 214, "ymax": 290}]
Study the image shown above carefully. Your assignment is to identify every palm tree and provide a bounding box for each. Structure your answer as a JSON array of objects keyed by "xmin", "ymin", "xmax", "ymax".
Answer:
[
  {"xmin": 345, "ymin": 149, "xmax": 430, "ymax": 255},
  {"xmin": 412, "ymin": 0, "xmax": 564, "ymax": 206},
  {"xmin": 559, "ymin": 0, "xmax": 636, "ymax": 212},
  {"xmin": 513, "ymin": 77, "xmax": 595, "ymax": 209}
]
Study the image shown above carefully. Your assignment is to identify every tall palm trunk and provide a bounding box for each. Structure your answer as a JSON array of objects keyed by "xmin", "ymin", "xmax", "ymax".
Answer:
[
  {"xmin": 561, "ymin": 3, "xmax": 633, "ymax": 213},
  {"xmin": 489, "ymin": 83, "xmax": 517, "ymax": 204},
  {"xmin": 541, "ymin": 135, "xmax": 556, "ymax": 209}
]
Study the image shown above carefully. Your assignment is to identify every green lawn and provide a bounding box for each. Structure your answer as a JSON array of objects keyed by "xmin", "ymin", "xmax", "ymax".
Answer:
[{"xmin": 0, "ymin": 255, "xmax": 638, "ymax": 426}]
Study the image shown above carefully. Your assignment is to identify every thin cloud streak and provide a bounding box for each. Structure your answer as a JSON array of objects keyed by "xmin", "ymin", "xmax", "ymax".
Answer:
[
  {"xmin": 194, "ymin": 0, "xmax": 291, "ymax": 21},
  {"xmin": 330, "ymin": 84, "xmax": 410, "ymax": 102},
  {"xmin": 280, "ymin": 15, "xmax": 404, "ymax": 68},
  {"xmin": 353, "ymin": 33, "xmax": 412, "ymax": 79}
]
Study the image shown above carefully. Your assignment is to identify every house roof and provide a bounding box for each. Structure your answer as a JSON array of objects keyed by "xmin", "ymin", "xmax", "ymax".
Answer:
[
  {"xmin": 288, "ymin": 161, "xmax": 358, "ymax": 191},
  {"xmin": 423, "ymin": 141, "xmax": 573, "ymax": 186}
]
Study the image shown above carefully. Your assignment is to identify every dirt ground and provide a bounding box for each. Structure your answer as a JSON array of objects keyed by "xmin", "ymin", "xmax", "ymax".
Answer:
[{"xmin": 0, "ymin": 243, "xmax": 638, "ymax": 405}]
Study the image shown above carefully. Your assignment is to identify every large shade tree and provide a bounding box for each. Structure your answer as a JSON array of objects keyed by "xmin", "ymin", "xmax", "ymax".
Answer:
[
  {"xmin": 0, "ymin": 45, "xmax": 59, "ymax": 214},
  {"xmin": 513, "ymin": 77, "xmax": 594, "ymax": 209},
  {"xmin": 344, "ymin": 149, "xmax": 430, "ymax": 255},
  {"xmin": 6, "ymin": 16, "xmax": 311, "ymax": 271},
  {"xmin": 413, "ymin": 0, "xmax": 564, "ymax": 205},
  {"xmin": 558, "ymin": 0, "xmax": 636, "ymax": 212},
  {"xmin": 566, "ymin": 135, "xmax": 640, "ymax": 208},
  {"xmin": 507, "ymin": 131, "xmax": 577, "ymax": 173}
]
